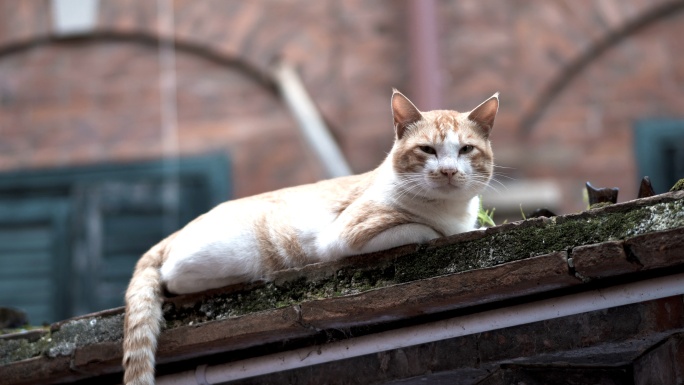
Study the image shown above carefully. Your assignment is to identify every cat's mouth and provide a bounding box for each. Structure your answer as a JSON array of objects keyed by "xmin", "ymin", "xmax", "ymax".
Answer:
[
  {"xmin": 421, "ymin": 172, "xmax": 471, "ymax": 195},
  {"xmin": 429, "ymin": 178, "xmax": 465, "ymax": 191}
]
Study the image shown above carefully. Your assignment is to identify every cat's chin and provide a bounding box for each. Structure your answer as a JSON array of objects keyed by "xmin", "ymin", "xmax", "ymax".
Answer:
[
  {"xmin": 427, "ymin": 179, "xmax": 465, "ymax": 191},
  {"xmin": 426, "ymin": 183, "xmax": 472, "ymax": 199},
  {"xmin": 429, "ymin": 178, "xmax": 487, "ymax": 199}
]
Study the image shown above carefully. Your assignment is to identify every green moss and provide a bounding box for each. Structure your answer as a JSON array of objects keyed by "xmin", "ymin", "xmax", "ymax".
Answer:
[
  {"xmin": 0, "ymin": 331, "xmax": 52, "ymax": 365},
  {"xmin": 589, "ymin": 202, "xmax": 613, "ymax": 210},
  {"xmin": 395, "ymin": 199, "xmax": 683, "ymax": 282},
  {"xmin": 670, "ymin": 178, "xmax": 684, "ymax": 192},
  {"xmin": 0, "ymin": 313, "xmax": 127, "ymax": 365}
]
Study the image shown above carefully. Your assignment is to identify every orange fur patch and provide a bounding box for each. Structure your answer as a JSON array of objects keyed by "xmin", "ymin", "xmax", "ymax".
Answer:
[
  {"xmin": 253, "ymin": 214, "xmax": 285, "ymax": 273},
  {"xmin": 340, "ymin": 202, "xmax": 414, "ymax": 250},
  {"xmin": 253, "ymin": 213, "xmax": 307, "ymax": 273}
]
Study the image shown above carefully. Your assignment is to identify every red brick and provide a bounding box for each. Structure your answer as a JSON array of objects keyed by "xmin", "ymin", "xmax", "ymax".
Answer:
[
  {"xmin": 571, "ymin": 240, "xmax": 640, "ymax": 280},
  {"xmin": 625, "ymin": 228, "xmax": 684, "ymax": 270}
]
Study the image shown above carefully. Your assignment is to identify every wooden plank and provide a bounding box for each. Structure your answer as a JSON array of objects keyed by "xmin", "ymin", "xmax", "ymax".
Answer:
[
  {"xmin": 0, "ymin": 227, "xmax": 52, "ymax": 252},
  {"xmin": 0, "ymin": 199, "xmax": 70, "ymax": 323},
  {"xmin": 103, "ymin": 214, "xmax": 165, "ymax": 236},
  {"xmin": 102, "ymin": 236, "xmax": 159, "ymax": 255},
  {"xmin": 95, "ymin": 281, "xmax": 128, "ymax": 309},
  {"xmin": 0, "ymin": 154, "xmax": 230, "ymax": 194},
  {"xmin": 101, "ymin": 254, "xmax": 138, "ymax": 279},
  {"xmin": 0, "ymin": 289, "xmax": 52, "ymax": 304},
  {"xmin": 0, "ymin": 278, "xmax": 52, "ymax": 295},
  {"xmin": 0, "ymin": 251, "xmax": 52, "ymax": 276}
]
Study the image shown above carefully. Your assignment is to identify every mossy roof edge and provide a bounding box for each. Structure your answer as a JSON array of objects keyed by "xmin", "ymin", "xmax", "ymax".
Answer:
[
  {"xmin": 162, "ymin": 190, "xmax": 684, "ymax": 325},
  {"xmin": 1, "ymin": 190, "xmax": 683, "ymax": 366}
]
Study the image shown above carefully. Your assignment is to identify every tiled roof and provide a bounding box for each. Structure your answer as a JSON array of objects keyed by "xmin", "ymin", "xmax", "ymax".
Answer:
[{"xmin": 1, "ymin": 190, "xmax": 683, "ymax": 385}]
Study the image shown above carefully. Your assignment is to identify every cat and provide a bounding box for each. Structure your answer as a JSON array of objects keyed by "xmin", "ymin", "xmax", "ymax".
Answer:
[{"xmin": 122, "ymin": 89, "xmax": 498, "ymax": 385}]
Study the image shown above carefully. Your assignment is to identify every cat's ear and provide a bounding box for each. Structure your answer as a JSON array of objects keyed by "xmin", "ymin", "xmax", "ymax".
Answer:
[
  {"xmin": 391, "ymin": 89, "xmax": 423, "ymax": 140},
  {"xmin": 468, "ymin": 92, "xmax": 499, "ymax": 138}
]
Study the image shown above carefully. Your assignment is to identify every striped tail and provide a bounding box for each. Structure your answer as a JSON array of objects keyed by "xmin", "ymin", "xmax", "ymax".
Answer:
[{"xmin": 123, "ymin": 241, "xmax": 167, "ymax": 385}]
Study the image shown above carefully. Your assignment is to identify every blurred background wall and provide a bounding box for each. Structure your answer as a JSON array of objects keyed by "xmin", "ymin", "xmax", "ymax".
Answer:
[{"xmin": 1, "ymin": 0, "xmax": 683, "ymax": 323}]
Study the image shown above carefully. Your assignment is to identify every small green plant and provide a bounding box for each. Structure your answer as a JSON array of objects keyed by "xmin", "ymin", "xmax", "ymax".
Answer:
[
  {"xmin": 519, "ymin": 204, "xmax": 527, "ymax": 220},
  {"xmin": 478, "ymin": 197, "xmax": 496, "ymax": 227}
]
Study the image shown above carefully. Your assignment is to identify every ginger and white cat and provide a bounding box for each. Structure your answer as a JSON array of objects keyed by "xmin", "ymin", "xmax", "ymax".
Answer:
[{"xmin": 123, "ymin": 90, "xmax": 498, "ymax": 385}]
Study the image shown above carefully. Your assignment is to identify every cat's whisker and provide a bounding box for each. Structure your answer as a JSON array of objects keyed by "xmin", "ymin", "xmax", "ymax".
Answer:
[
  {"xmin": 484, "ymin": 185, "xmax": 503, "ymax": 195},
  {"xmin": 399, "ymin": 182, "xmax": 428, "ymax": 202},
  {"xmin": 470, "ymin": 181, "xmax": 501, "ymax": 195},
  {"xmin": 467, "ymin": 177, "xmax": 503, "ymax": 194},
  {"xmin": 485, "ymin": 177, "xmax": 508, "ymax": 190},
  {"xmin": 491, "ymin": 173, "xmax": 516, "ymax": 181},
  {"xmin": 469, "ymin": 175, "xmax": 495, "ymax": 183},
  {"xmin": 393, "ymin": 180, "xmax": 425, "ymax": 201}
]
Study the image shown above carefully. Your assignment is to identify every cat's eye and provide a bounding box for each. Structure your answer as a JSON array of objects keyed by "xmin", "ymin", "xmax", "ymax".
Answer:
[
  {"xmin": 459, "ymin": 145, "xmax": 474, "ymax": 155},
  {"xmin": 419, "ymin": 145, "xmax": 436, "ymax": 155}
]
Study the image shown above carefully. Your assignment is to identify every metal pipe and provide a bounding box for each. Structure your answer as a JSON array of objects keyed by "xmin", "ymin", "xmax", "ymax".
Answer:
[
  {"xmin": 272, "ymin": 63, "xmax": 352, "ymax": 178},
  {"xmin": 407, "ymin": 0, "xmax": 443, "ymax": 110},
  {"xmin": 156, "ymin": 272, "xmax": 684, "ymax": 385}
]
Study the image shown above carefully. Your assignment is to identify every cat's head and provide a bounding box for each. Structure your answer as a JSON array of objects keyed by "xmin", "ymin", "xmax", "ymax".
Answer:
[{"xmin": 390, "ymin": 90, "xmax": 497, "ymax": 201}]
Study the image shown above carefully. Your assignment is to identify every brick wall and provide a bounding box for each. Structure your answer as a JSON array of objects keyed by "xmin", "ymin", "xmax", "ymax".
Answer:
[
  {"xmin": 0, "ymin": 0, "xmax": 682, "ymax": 210},
  {"xmin": 436, "ymin": 0, "xmax": 684, "ymax": 212}
]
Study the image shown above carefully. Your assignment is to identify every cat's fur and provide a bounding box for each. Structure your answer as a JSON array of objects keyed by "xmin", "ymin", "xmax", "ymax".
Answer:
[{"xmin": 123, "ymin": 90, "xmax": 498, "ymax": 385}]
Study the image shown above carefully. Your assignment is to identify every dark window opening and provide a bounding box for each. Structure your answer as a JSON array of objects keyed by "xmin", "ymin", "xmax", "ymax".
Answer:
[{"xmin": 634, "ymin": 120, "xmax": 684, "ymax": 194}]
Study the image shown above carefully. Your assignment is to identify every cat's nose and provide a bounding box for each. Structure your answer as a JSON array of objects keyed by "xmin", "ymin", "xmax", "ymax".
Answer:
[{"xmin": 439, "ymin": 168, "xmax": 458, "ymax": 178}]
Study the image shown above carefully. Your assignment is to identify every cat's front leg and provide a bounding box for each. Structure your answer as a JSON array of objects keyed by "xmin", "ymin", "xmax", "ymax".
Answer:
[
  {"xmin": 356, "ymin": 223, "xmax": 441, "ymax": 254},
  {"xmin": 315, "ymin": 222, "xmax": 440, "ymax": 261}
]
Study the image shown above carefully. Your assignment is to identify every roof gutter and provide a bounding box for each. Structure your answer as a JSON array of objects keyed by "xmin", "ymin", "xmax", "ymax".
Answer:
[{"xmin": 156, "ymin": 272, "xmax": 684, "ymax": 385}]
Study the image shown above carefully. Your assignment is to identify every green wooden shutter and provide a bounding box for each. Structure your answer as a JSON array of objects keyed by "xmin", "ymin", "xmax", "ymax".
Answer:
[
  {"xmin": 70, "ymin": 182, "xmax": 168, "ymax": 314},
  {"xmin": 72, "ymin": 174, "xmax": 226, "ymax": 314},
  {"xmin": 0, "ymin": 154, "xmax": 230, "ymax": 322},
  {"xmin": 0, "ymin": 199, "xmax": 71, "ymax": 325}
]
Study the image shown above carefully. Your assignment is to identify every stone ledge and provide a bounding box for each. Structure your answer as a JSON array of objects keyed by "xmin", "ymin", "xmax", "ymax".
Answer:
[
  {"xmin": 1, "ymin": 190, "xmax": 683, "ymax": 385},
  {"xmin": 571, "ymin": 227, "xmax": 684, "ymax": 281},
  {"xmin": 299, "ymin": 251, "xmax": 575, "ymax": 330},
  {"xmin": 626, "ymin": 226, "xmax": 684, "ymax": 269},
  {"xmin": 571, "ymin": 240, "xmax": 635, "ymax": 280}
]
